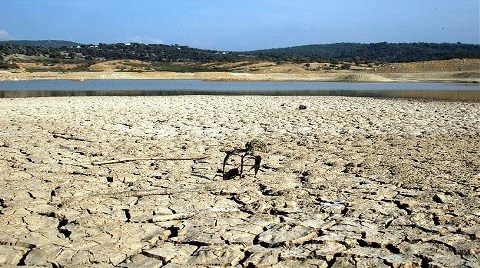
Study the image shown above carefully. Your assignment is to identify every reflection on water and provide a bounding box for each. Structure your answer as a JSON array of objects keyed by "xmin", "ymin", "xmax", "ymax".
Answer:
[
  {"xmin": 1, "ymin": 89, "xmax": 479, "ymax": 101},
  {"xmin": 0, "ymin": 80, "xmax": 478, "ymax": 101}
]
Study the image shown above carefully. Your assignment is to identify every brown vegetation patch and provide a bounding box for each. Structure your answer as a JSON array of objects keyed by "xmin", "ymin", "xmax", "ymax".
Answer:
[{"xmin": 378, "ymin": 58, "xmax": 480, "ymax": 73}]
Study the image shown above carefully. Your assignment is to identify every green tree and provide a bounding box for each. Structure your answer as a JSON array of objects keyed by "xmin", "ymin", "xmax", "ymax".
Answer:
[{"xmin": 340, "ymin": 63, "xmax": 351, "ymax": 70}]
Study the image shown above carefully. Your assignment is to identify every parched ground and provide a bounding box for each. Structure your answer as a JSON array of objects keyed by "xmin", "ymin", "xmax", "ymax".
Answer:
[{"xmin": 0, "ymin": 96, "xmax": 479, "ymax": 267}]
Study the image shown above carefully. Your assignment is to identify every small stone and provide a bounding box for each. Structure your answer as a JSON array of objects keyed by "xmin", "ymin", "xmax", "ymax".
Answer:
[
  {"xmin": 298, "ymin": 214, "xmax": 330, "ymax": 229},
  {"xmin": 382, "ymin": 253, "xmax": 422, "ymax": 267},
  {"xmin": 433, "ymin": 193, "xmax": 447, "ymax": 203},
  {"xmin": 463, "ymin": 255, "xmax": 480, "ymax": 268},
  {"xmin": 305, "ymin": 242, "xmax": 346, "ymax": 261},
  {"xmin": 244, "ymin": 245, "xmax": 281, "ymax": 267},
  {"xmin": 24, "ymin": 245, "xmax": 63, "ymax": 266},
  {"xmin": 272, "ymin": 259, "xmax": 328, "ymax": 268},
  {"xmin": 279, "ymin": 246, "xmax": 312, "ymax": 260},
  {"xmin": 175, "ymin": 225, "xmax": 225, "ymax": 245},
  {"xmin": 70, "ymin": 250, "xmax": 93, "ymax": 266},
  {"xmin": 354, "ymin": 257, "xmax": 389, "ymax": 267},
  {"xmin": 145, "ymin": 243, "xmax": 197, "ymax": 264},
  {"xmin": 435, "ymin": 234, "xmax": 480, "ymax": 256},
  {"xmin": 150, "ymin": 213, "xmax": 193, "ymax": 222},
  {"xmin": 331, "ymin": 256, "xmax": 356, "ymax": 268},
  {"xmin": 0, "ymin": 245, "xmax": 26, "ymax": 265},
  {"xmin": 257, "ymin": 223, "xmax": 317, "ymax": 247},
  {"xmin": 123, "ymin": 254, "xmax": 163, "ymax": 268},
  {"xmin": 429, "ymin": 255, "xmax": 465, "ymax": 267},
  {"xmin": 219, "ymin": 228, "xmax": 257, "ymax": 246},
  {"xmin": 187, "ymin": 245, "xmax": 245, "ymax": 266}
]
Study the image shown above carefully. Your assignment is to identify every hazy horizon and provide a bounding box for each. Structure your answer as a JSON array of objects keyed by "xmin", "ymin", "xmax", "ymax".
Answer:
[{"xmin": 1, "ymin": 0, "xmax": 479, "ymax": 51}]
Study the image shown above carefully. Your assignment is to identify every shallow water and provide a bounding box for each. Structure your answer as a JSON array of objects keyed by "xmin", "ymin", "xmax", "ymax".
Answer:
[{"xmin": 0, "ymin": 80, "xmax": 479, "ymax": 100}]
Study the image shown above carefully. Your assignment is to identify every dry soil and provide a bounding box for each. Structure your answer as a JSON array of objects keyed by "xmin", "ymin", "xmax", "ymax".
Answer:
[{"xmin": 0, "ymin": 96, "xmax": 479, "ymax": 267}]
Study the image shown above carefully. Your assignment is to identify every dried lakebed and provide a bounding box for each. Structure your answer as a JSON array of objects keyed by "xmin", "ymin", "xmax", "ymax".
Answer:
[{"xmin": 0, "ymin": 96, "xmax": 479, "ymax": 267}]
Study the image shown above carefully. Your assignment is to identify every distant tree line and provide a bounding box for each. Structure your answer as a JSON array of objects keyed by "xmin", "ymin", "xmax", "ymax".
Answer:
[
  {"xmin": 0, "ymin": 41, "xmax": 479, "ymax": 64},
  {"xmin": 244, "ymin": 42, "xmax": 480, "ymax": 63},
  {"xmin": 0, "ymin": 40, "xmax": 80, "ymax": 48},
  {"xmin": 0, "ymin": 42, "xmax": 242, "ymax": 63}
]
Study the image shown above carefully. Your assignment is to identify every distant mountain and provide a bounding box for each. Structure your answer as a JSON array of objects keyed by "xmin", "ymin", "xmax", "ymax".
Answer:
[{"xmin": 0, "ymin": 40, "xmax": 81, "ymax": 48}]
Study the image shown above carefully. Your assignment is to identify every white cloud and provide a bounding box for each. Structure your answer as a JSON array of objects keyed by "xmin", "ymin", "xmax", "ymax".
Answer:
[
  {"xmin": 126, "ymin": 36, "xmax": 163, "ymax": 44},
  {"xmin": 0, "ymin": 29, "xmax": 14, "ymax": 40}
]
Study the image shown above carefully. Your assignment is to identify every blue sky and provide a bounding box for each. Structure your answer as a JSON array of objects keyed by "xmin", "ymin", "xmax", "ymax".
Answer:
[{"xmin": 1, "ymin": 0, "xmax": 478, "ymax": 51}]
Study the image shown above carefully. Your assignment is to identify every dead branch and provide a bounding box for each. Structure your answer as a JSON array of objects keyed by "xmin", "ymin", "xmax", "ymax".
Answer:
[
  {"xmin": 52, "ymin": 133, "xmax": 91, "ymax": 142},
  {"xmin": 103, "ymin": 188, "xmax": 195, "ymax": 198},
  {"xmin": 86, "ymin": 155, "xmax": 210, "ymax": 166},
  {"xmin": 150, "ymin": 213, "xmax": 194, "ymax": 222}
]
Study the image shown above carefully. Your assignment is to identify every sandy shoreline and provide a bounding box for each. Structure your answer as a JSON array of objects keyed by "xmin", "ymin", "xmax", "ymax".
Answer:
[
  {"xmin": 1, "ymin": 96, "xmax": 479, "ymax": 266},
  {"xmin": 1, "ymin": 69, "xmax": 480, "ymax": 83}
]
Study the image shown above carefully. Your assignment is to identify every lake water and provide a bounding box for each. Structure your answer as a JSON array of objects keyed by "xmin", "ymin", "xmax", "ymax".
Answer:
[{"xmin": 0, "ymin": 80, "xmax": 479, "ymax": 101}]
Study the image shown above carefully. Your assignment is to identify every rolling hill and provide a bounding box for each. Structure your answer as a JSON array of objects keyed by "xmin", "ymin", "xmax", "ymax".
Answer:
[
  {"xmin": 0, "ymin": 40, "xmax": 80, "ymax": 48},
  {"xmin": 1, "ymin": 40, "xmax": 479, "ymax": 63}
]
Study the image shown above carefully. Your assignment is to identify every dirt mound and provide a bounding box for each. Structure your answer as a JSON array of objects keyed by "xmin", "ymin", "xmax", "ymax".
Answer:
[
  {"xmin": 88, "ymin": 60, "xmax": 152, "ymax": 72},
  {"xmin": 88, "ymin": 62, "xmax": 114, "ymax": 72},
  {"xmin": 341, "ymin": 74, "xmax": 391, "ymax": 82},
  {"xmin": 379, "ymin": 58, "xmax": 480, "ymax": 73},
  {"xmin": 451, "ymin": 71, "xmax": 480, "ymax": 79}
]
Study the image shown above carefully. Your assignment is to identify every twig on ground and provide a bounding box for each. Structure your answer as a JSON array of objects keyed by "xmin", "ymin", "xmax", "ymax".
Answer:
[
  {"xmin": 150, "ymin": 213, "xmax": 194, "ymax": 222},
  {"xmin": 52, "ymin": 133, "xmax": 92, "ymax": 142},
  {"xmin": 83, "ymin": 155, "xmax": 210, "ymax": 166}
]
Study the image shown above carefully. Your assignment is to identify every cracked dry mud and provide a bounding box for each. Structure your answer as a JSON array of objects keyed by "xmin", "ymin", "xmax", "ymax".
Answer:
[{"xmin": 0, "ymin": 96, "xmax": 479, "ymax": 267}]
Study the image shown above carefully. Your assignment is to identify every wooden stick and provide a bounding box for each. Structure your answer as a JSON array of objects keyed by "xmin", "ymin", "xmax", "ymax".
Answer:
[
  {"xmin": 52, "ymin": 133, "xmax": 91, "ymax": 142},
  {"xmin": 87, "ymin": 155, "xmax": 210, "ymax": 166},
  {"xmin": 151, "ymin": 213, "xmax": 194, "ymax": 222}
]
